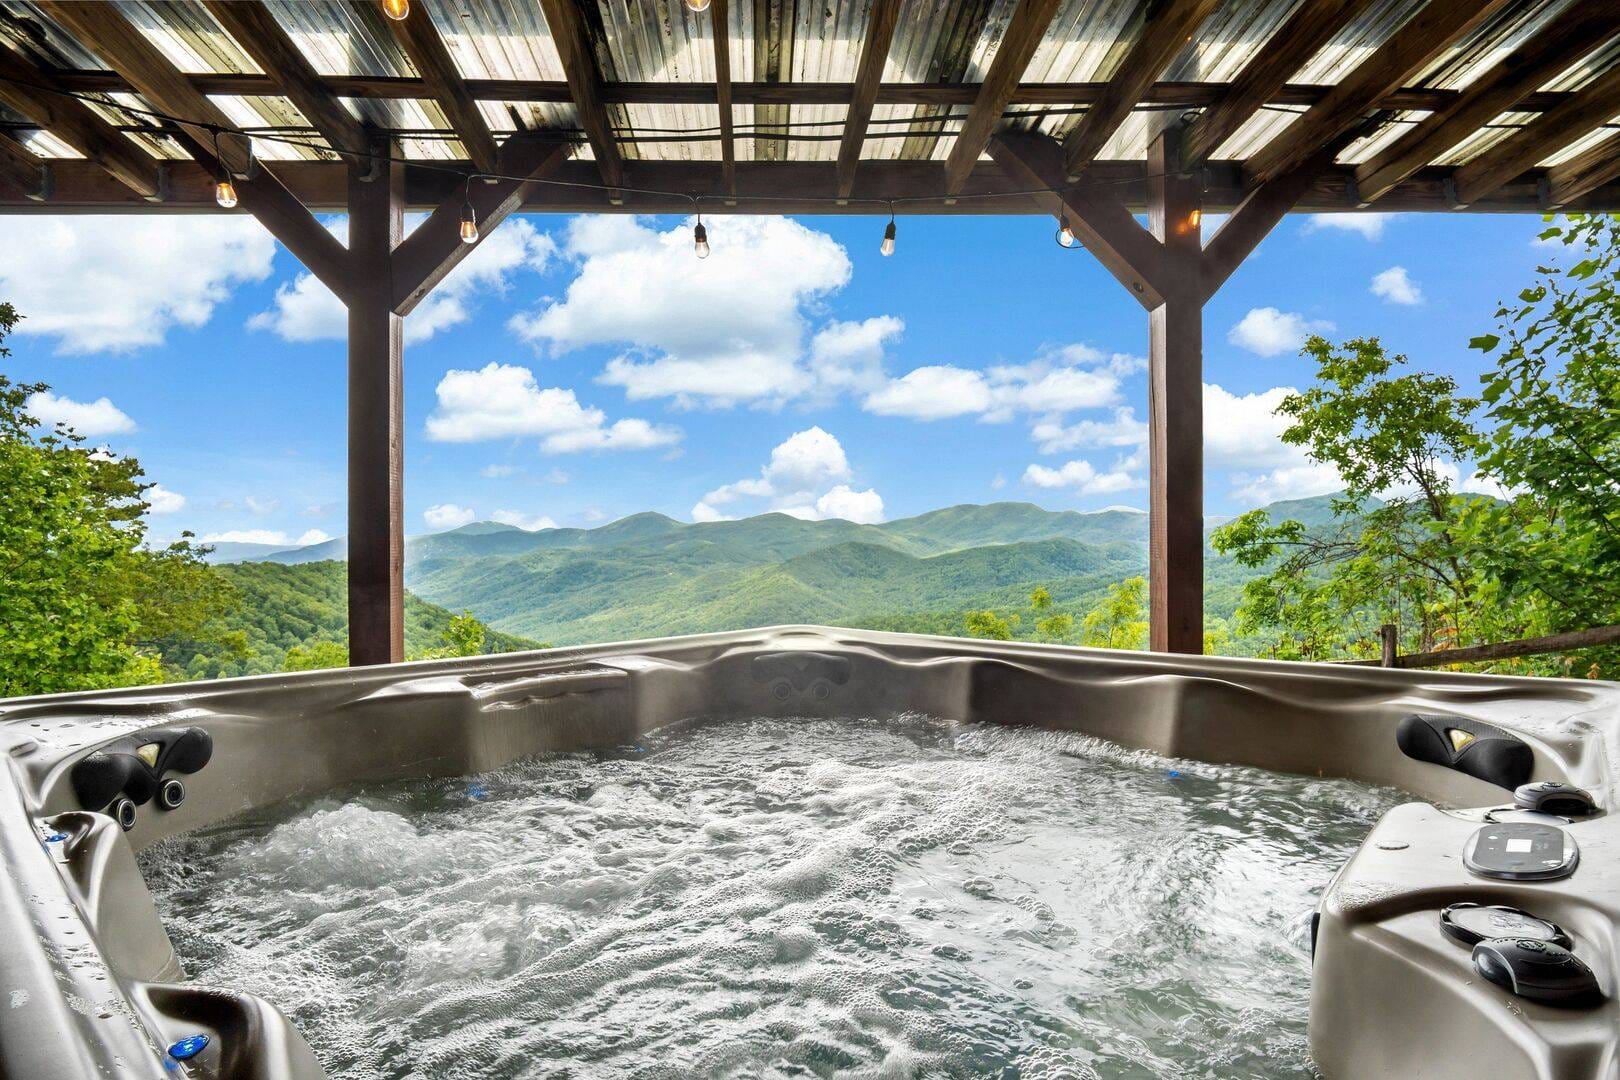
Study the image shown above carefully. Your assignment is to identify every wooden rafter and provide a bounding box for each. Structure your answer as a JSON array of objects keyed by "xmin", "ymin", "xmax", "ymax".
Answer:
[
  {"xmin": 392, "ymin": 138, "xmax": 570, "ymax": 315},
  {"xmin": 710, "ymin": 0, "xmax": 736, "ymax": 198},
  {"xmin": 1061, "ymin": 0, "xmax": 1222, "ymax": 178},
  {"xmin": 378, "ymin": 0, "xmax": 498, "ymax": 173},
  {"xmin": 1546, "ymin": 133, "xmax": 1620, "ymax": 209},
  {"xmin": 539, "ymin": 0, "xmax": 626, "ymax": 190},
  {"xmin": 1355, "ymin": 9, "xmax": 1620, "ymax": 204},
  {"xmin": 41, "ymin": 69, "xmax": 1588, "ymax": 114},
  {"xmin": 836, "ymin": 0, "xmax": 903, "ymax": 200},
  {"xmin": 1184, "ymin": 0, "xmax": 1376, "ymax": 166},
  {"xmin": 36, "ymin": 1, "xmax": 349, "ymax": 294},
  {"xmin": 989, "ymin": 133, "xmax": 1167, "ymax": 306},
  {"xmin": 0, "ymin": 45, "xmax": 163, "ymax": 200},
  {"xmin": 204, "ymin": 1, "xmax": 368, "ymax": 157},
  {"xmin": 942, "ymin": 0, "xmax": 1063, "ymax": 195},
  {"xmin": 1451, "ymin": 63, "xmax": 1620, "ymax": 207},
  {"xmin": 0, "ymin": 134, "xmax": 48, "ymax": 200},
  {"xmin": 1243, "ymin": 0, "xmax": 1514, "ymax": 183}
]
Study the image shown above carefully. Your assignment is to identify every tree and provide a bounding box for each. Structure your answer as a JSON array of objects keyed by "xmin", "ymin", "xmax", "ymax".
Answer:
[
  {"xmin": 412, "ymin": 609, "xmax": 493, "ymax": 659},
  {"xmin": 964, "ymin": 610, "xmax": 1016, "ymax": 641},
  {"xmin": 1081, "ymin": 577, "xmax": 1148, "ymax": 650},
  {"xmin": 283, "ymin": 640, "xmax": 348, "ymax": 671},
  {"xmin": 0, "ymin": 307, "xmax": 241, "ymax": 694}
]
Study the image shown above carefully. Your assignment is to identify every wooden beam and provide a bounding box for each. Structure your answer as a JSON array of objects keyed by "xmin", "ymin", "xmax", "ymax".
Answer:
[
  {"xmin": 942, "ymin": 0, "xmax": 1063, "ymax": 195},
  {"xmin": 539, "ymin": 0, "xmax": 626, "ymax": 190},
  {"xmin": 710, "ymin": 0, "xmax": 736, "ymax": 198},
  {"xmin": 1355, "ymin": 9, "xmax": 1620, "ymax": 203},
  {"xmin": 1243, "ymin": 0, "xmax": 1514, "ymax": 183},
  {"xmin": 393, "ymin": 138, "xmax": 570, "ymax": 315},
  {"xmin": 1146, "ymin": 125, "xmax": 1203, "ymax": 655},
  {"xmin": 6, "ymin": 157, "xmax": 1619, "ymax": 215},
  {"xmin": 347, "ymin": 152, "xmax": 406, "ymax": 667},
  {"xmin": 989, "ymin": 133, "xmax": 1166, "ymax": 306},
  {"xmin": 1062, "ymin": 0, "xmax": 1222, "ymax": 177},
  {"xmin": 1382, "ymin": 624, "xmax": 1620, "ymax": 670},
  {"xmin": 1546, "ymin": 133, "xmax": 1620, "ymax": 209},
  {"xmin": 0, "ymin": 46, "xmax": 163, "ymax": 199},
  {"xmin": 1202, "ymin": 129, "xmax": 1363, "ymax": 300},
  {"xmin": 836, "ymin": 0, "xmax": 903, "ymax": 199},
  {"xmin": 1451, "ymin": 63, "xmax": 1620, "ymax": 207},
  {"xmin": 203, "ymin": 1, "xmax": 368, "ymax": 156},
  {"xmin": 0, "ymin": 135, "xmax": 48, "ymax": 201},
  {"xmin": 37, "ymin": 1, "xmax": 252, "ymax": 176},
  {"xmin": 43, "ymin": 68, "xmax": 1589, "ymax": 113},
  {"xmin": 379, "ymin": 0, "xmax": 498, "ymax": 173},
  {"xmin": 1184, "ymin": 0, "xmax": 1377, "ymax": 165}
]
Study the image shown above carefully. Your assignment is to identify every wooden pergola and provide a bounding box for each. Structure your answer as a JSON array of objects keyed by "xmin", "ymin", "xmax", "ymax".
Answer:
[{"xmin": 2, "ymin": 0, "xmax": 1618, "ymax": 665}]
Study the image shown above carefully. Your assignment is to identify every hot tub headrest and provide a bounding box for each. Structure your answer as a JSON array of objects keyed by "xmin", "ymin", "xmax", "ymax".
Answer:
[
  {"xmin": 70, "ymin": 726, "xmax": 213, "ymax": 812},
  {"xmin": 1396, "ymin": 714, "xmax": 1533, "ymax": 792}
]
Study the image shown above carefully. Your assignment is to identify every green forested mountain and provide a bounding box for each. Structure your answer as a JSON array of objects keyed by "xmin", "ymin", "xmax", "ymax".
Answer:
[
  {"xmin": 163, "ymin": 561, "xmax": 541, "ymax": 679},
  {"xmin": 218, "ymin": 499, "xmax": 1332, "ymax": 649}
]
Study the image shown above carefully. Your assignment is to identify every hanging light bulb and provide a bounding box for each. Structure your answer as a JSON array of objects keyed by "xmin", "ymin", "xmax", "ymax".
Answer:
[
  {"xmin": 880, "ymin": 214, "xmax": 896, "ymax": 257},
  {"xmin": 684, "ymin": 0, "xmax": 712, "ymax": 11},
  {"xmin": 693, "ymin": 215, "xmax": 710, "ymax": 259},
  {"xmin": 381, "ymin": 0, "xmax": 410, "ymax": 21},
  {"xmin": 460, "ymin": 201, "xmax": 479, "ymax": 244},
  {"xmin": 214, "ymin": 177, "xmax": 238, "ymax": 209},
  {"xmin": 1055, "ymin": 214, "xmax": 1079, "ymax": 249}
]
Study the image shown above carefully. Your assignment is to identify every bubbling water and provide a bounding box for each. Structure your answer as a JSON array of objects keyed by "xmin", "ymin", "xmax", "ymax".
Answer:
[{"xmin": 139, "ymin": 716, "xmax": 1402, "ymax": 1079}]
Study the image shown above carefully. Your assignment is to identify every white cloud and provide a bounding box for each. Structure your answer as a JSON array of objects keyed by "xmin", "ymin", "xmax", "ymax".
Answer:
[
  {"xmin": 1031, "ymin": 407, "xmax": 1147, "ymax": 454},
  {"xmin": 1303, "ymin": 214, "xmax": 1389, "ymax": 241},
  {"xmin": 1227, "ymin": 307, "xmax": 1334, "ymax": 357},
  {"xmin": 491, "ymin": 509, "xmax": 558, "ymax": 531},
  {"xmin": 425, "ymin": 362, "xmax": 680, "ymax": 454},
  {"xmin": 807, "ymin": 316, "xmax": 904, "ymax": 398},
  {"xmin": 244, "ymin": 495, "xmax": 279, "ymax": 515},
  {"xmin": 424, "ymin": 504, "xmax": 477, "ymax": 530},
  {"xmin": 481, "ymin": 464, "xmax": 517, "ymax": 478},
  {"xmin": 1370, "ymin": 266, "xmax": 1424, "ymax": 305},
  {"xmin": 1203, "ymin": 381, "xmax": 1343, "ymax": 505},
  {"xmin": 863, "ymin": 345, "xmax": 1125, "ymax": 423},
  {"xmin": 199, "ymin": 528, "xmax": 327, "ymax": 547},
  {"xmin": 1229, "ymin": 462, "xmax": 1343, "ymax": 505},
  {"xmin": 1022, "ymin": 459, "xmax": 1140, "ymax": 495},
  {"xmin": 145, "ymin": 484, "xmax": 185, "ymax": 515},
  {"xmin": 296, "ymin": 529, "xmax": 332, "ymax": 546},
  {"xmin": 25, "ymin": 390, "xmax": 136, "ymax": 436},
  {"xmin": 863, "ymin": 365, "xmax": 993, "ymax": 419},
  {"xmin": 693, "ymin": 427, "xmax": 883, "ymax": 523},
  {"xmin": 513, "ymin": 216, "xmax": 853, "ymax": 407},
  {"xmin": 249, "ymin": 216, "xmax": 556, "ymax": 344},
  {"xmin": 0, "ymin": 218, "xmax": 275, "ymax": 354}
]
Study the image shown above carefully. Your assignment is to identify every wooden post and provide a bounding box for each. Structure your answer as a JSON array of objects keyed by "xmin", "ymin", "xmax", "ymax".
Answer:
[
  {"xmin": 346, "ymin": 148, "xmax": 406, "ymax": 665},
  {"xmin": 1380, "ymin": 623, "xmax": 1399, "ymax": 667},
  {"xmin": 1147, "ymin": 127, "xmax": 1203, "ymax": 654}
]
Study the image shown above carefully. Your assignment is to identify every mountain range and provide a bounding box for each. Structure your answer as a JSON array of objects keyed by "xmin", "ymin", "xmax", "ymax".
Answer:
[{"xmin": 203, "ymin": 497, "xmax": 1342, "ymax": 647}]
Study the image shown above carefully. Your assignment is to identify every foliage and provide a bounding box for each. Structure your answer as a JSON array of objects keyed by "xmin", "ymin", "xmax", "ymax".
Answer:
[
  {"xmin": 413, "ymin": 610, "xmax": 490, "ymax": 660},
  {"xmin": 283, "ymin": 640, "xmax": 348, "ymax": 671},
  {"xmin": 1035, "ymin": 613, "xmax": 1074, "ymax": 642},
  {"xmin": 0, "ymin": 314, "xmax": 242, "ymax": 695},
  {"xmin": 964, "ymin": 610, "xmax": 1017, "ymax": 641},
  {"xmin": 1080, "ymin": 577, "xmax": 1148, "ymax": 650}
]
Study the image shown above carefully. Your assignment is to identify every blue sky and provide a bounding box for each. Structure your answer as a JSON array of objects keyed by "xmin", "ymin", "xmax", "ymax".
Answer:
[{"xmin": 0, "ymin": 207, "xmax": 1554, "ymax": 548}]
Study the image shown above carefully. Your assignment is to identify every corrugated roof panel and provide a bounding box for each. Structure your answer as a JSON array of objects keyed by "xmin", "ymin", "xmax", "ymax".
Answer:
[
  {"xmin": 262, "ymin": 0, "xmax": 415, "ymax": 77},
  {"xmin": 597, "ymin": 0, "xmax": 726, "ymax": 162},
  {"xmin": 1543, "ymin": 120, "xmax": 1619, "ymax": 168},
  {"xmin": 791, "ymin": 0, "xmax": 868, "ymax": 82},
  {"xmin": 783, "ymin": 102, "xmax": 847, "ymax": 161},
  {"xmin": 1436, "ymin": 37, "xmax": 1620, "ymax": 168}
]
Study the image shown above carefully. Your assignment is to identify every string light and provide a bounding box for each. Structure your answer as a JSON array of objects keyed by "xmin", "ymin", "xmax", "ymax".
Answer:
[
  {"xmin": 1056, "ymin": 213, "xmax": 1079, "ymax": 249},
  {"xmin": 880, "ymin": 208, "xmax": 896, "ymax": 257},
  {"xmin": 212, "ymin": 128, "xmax": 238, "ymax": 209},
  {"xmin": 684, "ymin": 0, "xmax": 712, "ymax": 10},
  {"xmin": 459, "ymin": 176, "xmax": 479, "ymax": 244},
  {"xmin": 381, "ymin": 0, "xmax": 410, "ymax": 21},
  {"xmin": 693, "ymin": 213, "xmax": 710, "ymax": 258}
]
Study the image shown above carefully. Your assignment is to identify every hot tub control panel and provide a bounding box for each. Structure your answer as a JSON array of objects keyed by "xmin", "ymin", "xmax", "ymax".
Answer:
[{"xmin": 1462, "ymin": 822, "xmax": 1579, "ymax": 882}]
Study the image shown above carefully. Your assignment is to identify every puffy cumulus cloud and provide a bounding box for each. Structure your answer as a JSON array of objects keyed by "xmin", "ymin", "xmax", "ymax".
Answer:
[
  {"xmin": 511, "ymin": 216, "xmax": 852, "ymax": 407},
  {"xmin": 692, "ymin": 427, "xmax": 883, "ymax": 523},
  {"xmin": 199, "ymin": 528, "xmax": 330, "ymax": 547},
  {"xmin": 491, "ymin": 509, "xmax": 559, "ymax": 531},
  {"xmin": 1229, "ymin": 462, "xmax": 1343, "ymax": 506},
  {"xmin": 1031, "ymin": 407, "xmax": 1147, "ymax": 455},
  {"xmin": 424, "ymin": 504, "xmax": 477, "ymax": 530},
  {"xmin": 25, "ymin": 390, "xmax": 136, "ymax": 436},
  {"xmin": 145, "ymin": 484, "xmax": 186, "ymax": 515},
  {"xmin": 863, "ymin": 345, "xmax": 1126, "ymax": 423},
  {"xmin": 806, "ymin": 316, "xmax": 904, "ymax": 399},
  {"xmin": 1303, "ymin": 214, "xmax": 1389, "ymax": 240},
  {"xmin": 1370, "ymin": 265, "xmax": 1423, "ymax": 305},
  {"xmin": 0, "ymin": 217, "xmax": 275, "ymax": 354},
  {"xmin": 249, "ymin": 216, "xmax": 556, "ymax": 344},
  {"xmin": 1204, "ymin": 381, "xmax": 1341, "ymax": 505},
  {"xmin": 1022, "ymin": 459, "xmax": 1140, "ymax": 496},
  {"xmin": 1227, "ymin": 307, "xmax": 1334, "ymax": 357},
  {"xmin": 425, "ymin": 362, "xmax": 680, "ymax": 454}
]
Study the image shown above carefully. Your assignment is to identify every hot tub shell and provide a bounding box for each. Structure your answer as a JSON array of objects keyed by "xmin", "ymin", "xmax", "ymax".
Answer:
[{"xmin": 1, "ymin": 626, "xmax": 1617, "ymax": 1079}]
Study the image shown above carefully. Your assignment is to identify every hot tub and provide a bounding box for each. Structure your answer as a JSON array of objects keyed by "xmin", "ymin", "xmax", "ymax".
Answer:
[{"xmin": 1, "ymin": 626, "xmax": 1616, "ymax": 1079}]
